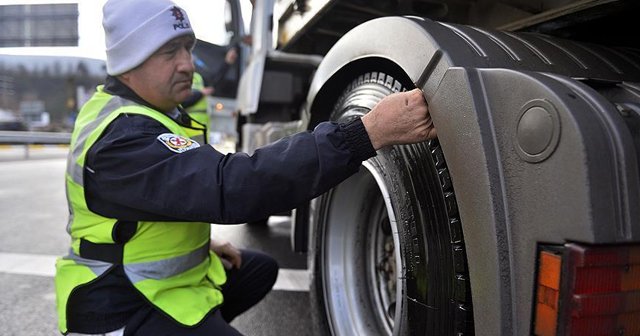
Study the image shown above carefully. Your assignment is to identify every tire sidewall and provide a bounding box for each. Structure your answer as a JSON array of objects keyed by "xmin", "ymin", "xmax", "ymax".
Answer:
[{"xmin": 309, "ymin": 71, "xmax": 470, "ymax": 336}]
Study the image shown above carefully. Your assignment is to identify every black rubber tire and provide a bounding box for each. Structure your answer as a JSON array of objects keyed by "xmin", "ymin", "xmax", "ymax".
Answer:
[{"xmin": 309, "ymin": 72, "xmax": 474, "ymax": 335}]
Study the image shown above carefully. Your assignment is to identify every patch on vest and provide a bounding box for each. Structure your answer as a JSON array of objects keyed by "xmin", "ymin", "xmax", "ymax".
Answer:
[{"xmin": 156, "ymin": 133, "xmax": 200, "ymax": 153}]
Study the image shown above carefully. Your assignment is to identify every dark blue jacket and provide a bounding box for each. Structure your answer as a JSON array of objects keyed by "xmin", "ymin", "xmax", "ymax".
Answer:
[{"xmin": 84, "ymin": 76, "xmax": 375, "ymax": 224}]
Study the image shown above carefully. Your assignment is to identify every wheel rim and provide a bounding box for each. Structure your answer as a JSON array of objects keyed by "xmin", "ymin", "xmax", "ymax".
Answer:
[{"xmin": 320, "ymin": 160, "xmax": 402, "ymax": 336}]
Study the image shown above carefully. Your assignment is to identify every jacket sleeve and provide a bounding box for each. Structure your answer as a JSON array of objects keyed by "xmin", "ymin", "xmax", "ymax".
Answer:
[{"xmin": 84, "ymin": 113, "xmax": 376, "ymax": 223}]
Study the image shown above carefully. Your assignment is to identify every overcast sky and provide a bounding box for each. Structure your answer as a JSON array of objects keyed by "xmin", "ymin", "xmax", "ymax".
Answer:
[{"xmin": 0, "ymin": 0, "xmax": 247, "ymax": 60}]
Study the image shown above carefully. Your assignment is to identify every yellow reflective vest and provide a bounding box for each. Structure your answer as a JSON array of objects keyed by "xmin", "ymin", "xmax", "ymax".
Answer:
[
  {"xmin": 185, "ymin": 72, "xmax": 211, "ymax": 131},
  {"xmin": 55, "ymin": 86, "xmax": 226, "ymax": 334}
]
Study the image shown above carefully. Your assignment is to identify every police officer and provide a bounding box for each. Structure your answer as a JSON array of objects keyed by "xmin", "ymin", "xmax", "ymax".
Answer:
[
  {"xmin": 183, "ymin": 71, "xmax": 213, "ymax": 131},
  {"xmin": 54, "ymin": 0, "xmax": 436, "ymax": 335},
  {"xmin": 182, "ymin": 49, "xmax": 237, "ymax": 141}
]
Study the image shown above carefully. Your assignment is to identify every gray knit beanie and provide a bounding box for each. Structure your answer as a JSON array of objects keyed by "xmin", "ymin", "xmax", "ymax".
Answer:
[{"xmin": 102, "ymin": 0, "xmax": 195, "ymax": 75}]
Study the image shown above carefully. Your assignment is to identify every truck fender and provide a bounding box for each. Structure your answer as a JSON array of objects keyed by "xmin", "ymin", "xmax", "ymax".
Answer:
[{"xmin": 304, "ymin": 16, "xmax": 640, "ymax": 335}]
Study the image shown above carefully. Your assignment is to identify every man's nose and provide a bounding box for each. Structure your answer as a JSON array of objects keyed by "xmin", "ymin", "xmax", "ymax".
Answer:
[{"xmin": 177, "ymin": 50, "xmax": 195, "ymax": 73}]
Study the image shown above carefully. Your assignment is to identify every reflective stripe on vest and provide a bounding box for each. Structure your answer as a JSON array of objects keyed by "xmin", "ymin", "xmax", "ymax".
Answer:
[
  {"xmin": 56, "ymin": 86, "xmax": 226, "ymax": 333},
  {"xmin": 63, "ymin": 242, "xmax": 210, "ymax": 283}
]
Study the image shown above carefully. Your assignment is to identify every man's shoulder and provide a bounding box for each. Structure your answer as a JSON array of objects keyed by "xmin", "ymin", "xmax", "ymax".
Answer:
[
  {"xmin": 88, "ymin": 113, "xmax": 173, "ymax": 160},
  {"xmin": 90, "ymin": 113, "xmax": 171, "ymax": 151},
  {"xmin": 108, "ymin": 112, "xmax": 169, "ymax": 134}
]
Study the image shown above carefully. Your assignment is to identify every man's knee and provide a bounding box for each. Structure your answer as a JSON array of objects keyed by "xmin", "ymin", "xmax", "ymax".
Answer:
[
  {"xmin": 249, "ymin": 250, "xmax": 279, "ymax": 287},
  {"xmin": 263, "ymin": 254, "xmax": 279, "ymax": 288}
]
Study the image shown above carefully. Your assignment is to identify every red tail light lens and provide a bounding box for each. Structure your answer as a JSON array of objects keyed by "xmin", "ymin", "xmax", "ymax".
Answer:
[
  {"xmin": 534, "ymin": 243, "xmax": 640, "ymax": 336},
  {"xmin": 561, "ymin": 243, "xmax": 640, "ymax": 336}
]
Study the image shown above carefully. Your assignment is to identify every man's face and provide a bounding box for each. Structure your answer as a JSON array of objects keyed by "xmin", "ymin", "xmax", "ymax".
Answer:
[{"xmin": 123, "ymin": 35, "xmax": 196, "ymax": 112}]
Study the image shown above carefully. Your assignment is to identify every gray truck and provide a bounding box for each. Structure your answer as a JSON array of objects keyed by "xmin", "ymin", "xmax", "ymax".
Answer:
[{"xmin": 197, "ymin": 0, "xmax": 640, "ymax": 335}]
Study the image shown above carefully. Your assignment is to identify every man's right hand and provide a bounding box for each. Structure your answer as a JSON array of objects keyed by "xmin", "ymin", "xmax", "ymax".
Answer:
[{"xmin": 361, "ymin": 88, "xmax": 437, "ymax": 150}]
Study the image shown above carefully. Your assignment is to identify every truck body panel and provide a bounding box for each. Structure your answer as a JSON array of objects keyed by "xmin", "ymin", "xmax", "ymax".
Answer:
[
  {"xmin": 302, "ymin": 16, "xmax": 640, "ymax": 334},
  {"xmin": 224, "ymin": 0, "xmax": 640, "ymax": 334}
]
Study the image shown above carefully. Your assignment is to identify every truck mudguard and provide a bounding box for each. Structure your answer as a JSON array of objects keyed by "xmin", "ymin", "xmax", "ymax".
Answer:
[{"xmin": 305, "ymin": 16, "xmax": 640, "ymax": 335}]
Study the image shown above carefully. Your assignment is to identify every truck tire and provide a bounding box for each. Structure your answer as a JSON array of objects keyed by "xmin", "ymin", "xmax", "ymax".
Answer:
[{"xmin": 309, "ymin": 72, "xmax": 474, "ymax": 335}]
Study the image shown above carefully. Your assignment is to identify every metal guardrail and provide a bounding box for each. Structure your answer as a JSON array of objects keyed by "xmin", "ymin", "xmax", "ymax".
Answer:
[
  {"xmin": 0, "ymin": 131, "xmax": 70, "ymax": 159},
  {"xmin": 0, "ymin": 131, "xmax": 71, "ymax": 144}
]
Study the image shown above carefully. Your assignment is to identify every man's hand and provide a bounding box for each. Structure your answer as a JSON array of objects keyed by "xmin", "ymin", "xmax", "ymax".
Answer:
[
  {"xmin": 210, "ymin": 239, "xmax": 242, "ymax": 270},
  {"xmin": 361, "ymin": 88, "xmax": 436, "ymax": 150},
  {"xmin": 225, "ymin": 48, "xmax": 238, "ymax": 65},
  {"xmin": 201, "ymin": 86, "xmax": 214, "ymax": 96}
]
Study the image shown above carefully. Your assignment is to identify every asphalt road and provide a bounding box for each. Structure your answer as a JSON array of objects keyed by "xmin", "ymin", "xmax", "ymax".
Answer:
[{"xmin": 0, "ymin": 146, "xmax": 313, "ymax": 336}]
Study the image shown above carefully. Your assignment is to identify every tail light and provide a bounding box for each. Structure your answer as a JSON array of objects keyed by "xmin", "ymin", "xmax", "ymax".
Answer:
[{"xmin": 534, "ymin": 243, "xmax": 640, "ymax": 336}]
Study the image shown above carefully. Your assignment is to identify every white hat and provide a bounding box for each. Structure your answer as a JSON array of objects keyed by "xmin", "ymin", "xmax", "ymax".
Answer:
[{"xmin": 102, "ymin": 0, "xmax": 195, "ymax": 76}]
